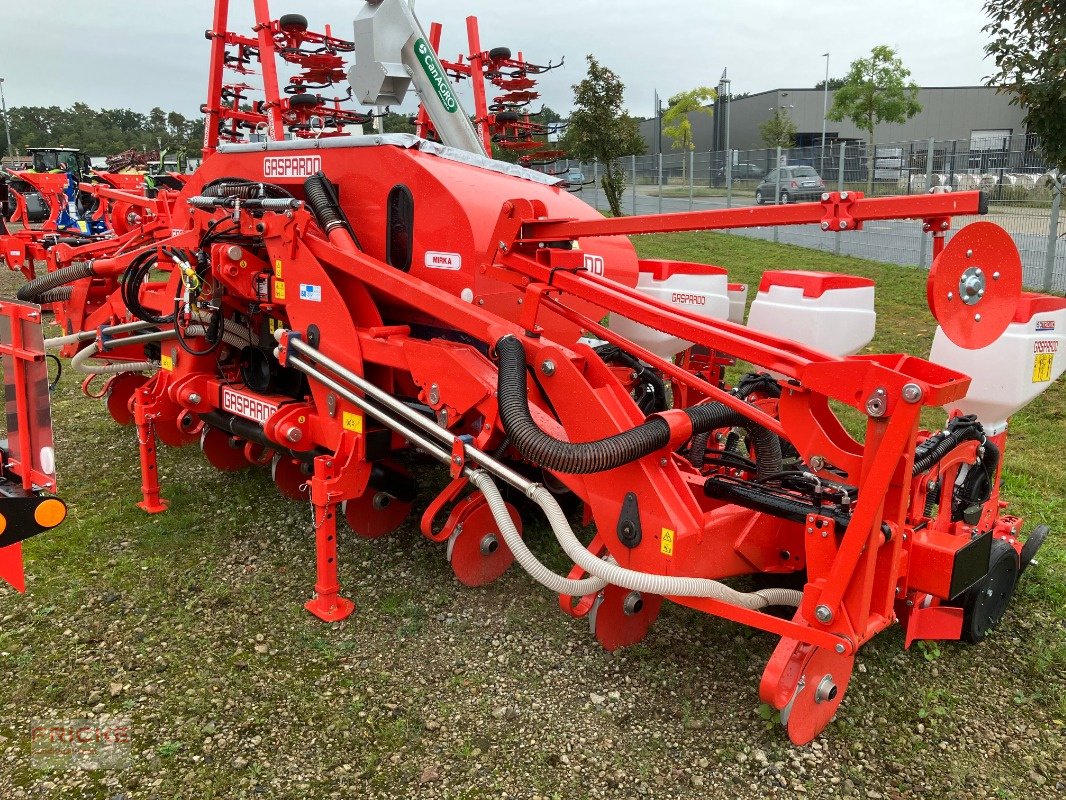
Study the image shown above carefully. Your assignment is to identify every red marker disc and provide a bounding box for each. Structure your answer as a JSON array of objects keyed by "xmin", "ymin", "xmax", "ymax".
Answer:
[
  {"xmin": 927, "ymin": 222, "xmax": 1022, "ymax": 349},
  {"xmin": 272, "ymin": 454, "xmax": 311, "ymax": 501},
  {"xmin": 200, "ymin": 426, "xmax": 250, "ymax": 472},
  {"xmin": 104, "ymin": 372, "xmax": 149, "ymax": 426},
  {"xmin": 588, "ymin": 584, "xmax": 663, "ymax": 652},
  {"xmin": 447, "ymin": 500, "xmax": 519, "ymax": 587},
  {"xmin": 343, "ymin": 491, "xmax": 412, "ymax": 539},
  {"xmin": 782, "ymin": 644, "xmax": 854, "ymax": 746}
]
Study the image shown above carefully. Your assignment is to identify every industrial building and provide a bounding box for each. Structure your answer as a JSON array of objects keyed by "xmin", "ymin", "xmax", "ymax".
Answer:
[{"xmin": 639, "ymin": 86, "xmax": 1030, "ymax": 156}]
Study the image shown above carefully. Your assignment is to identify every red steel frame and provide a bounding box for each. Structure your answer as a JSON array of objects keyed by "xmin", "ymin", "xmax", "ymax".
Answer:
[{"xmin": 1, "ymin": 0, "xmax": 1053, "ymax": 745}]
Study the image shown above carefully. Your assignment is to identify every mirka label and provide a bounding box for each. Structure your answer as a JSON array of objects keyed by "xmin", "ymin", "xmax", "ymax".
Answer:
[
  {"xmin": 425, "ymin": 251, "xmax": 462, "ymax": 270},
  {"xmin": 660, "ymin": 528, "xmax": 675, "ymax": 557},
  {"xmin": 414, "ymin": 38, "xmax": 458, "ymax": 113}
]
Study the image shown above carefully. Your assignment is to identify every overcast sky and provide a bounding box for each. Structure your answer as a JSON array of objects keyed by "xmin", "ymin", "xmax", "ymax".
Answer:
[{"xmin": 1, "ymin": 0, "xmax": 996, "ymax": 120}]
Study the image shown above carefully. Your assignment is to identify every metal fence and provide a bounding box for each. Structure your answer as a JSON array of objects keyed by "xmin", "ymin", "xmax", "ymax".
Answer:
[{"xmin": 565, "ymin": 135, "xmax": 1066, "ymax": 294}]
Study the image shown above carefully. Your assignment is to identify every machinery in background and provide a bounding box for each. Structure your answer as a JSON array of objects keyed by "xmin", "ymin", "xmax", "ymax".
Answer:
[{"xmin": 0, "ymin": 0, "xmax": 1060, "ymax": 745}]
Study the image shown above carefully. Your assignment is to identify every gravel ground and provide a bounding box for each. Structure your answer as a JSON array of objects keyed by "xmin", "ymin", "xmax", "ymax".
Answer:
[{"xmin": 1, "ymin": 256, "xmax": 1063, "ymax": 799}]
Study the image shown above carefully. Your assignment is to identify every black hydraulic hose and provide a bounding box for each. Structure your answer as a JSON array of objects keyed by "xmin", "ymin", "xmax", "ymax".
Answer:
[
  {"xmin": 593, "ymin": 343, "xmax": 668, "ymax": 413},
  {"xmin": 17, "ymin": 262, "xmax": 95, "ymax": 302},
  {"xmin": 704, "ymin": 477, "xmax": 851, "ymax": 529},
  {"xmin": 303, "ymin": 172, "xmax": 361, "ymax": 249},
  {"xmin": 982, "ymin": 437, "xmax": 1001, "ymax": 481},
  {"xmin": 495, "ymin": 335, "xmax": 782, "ymax": 477},
  {"xmin": 912, "ymin": 419, "xmax": 985, "ymax": 475},
  {"xmin": 688, "ymin": 431, "xmax": 711, "ymax": 469}
]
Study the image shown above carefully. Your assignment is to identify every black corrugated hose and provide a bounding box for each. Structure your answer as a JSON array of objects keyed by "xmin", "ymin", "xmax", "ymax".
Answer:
[
  {"xmin": 912, "ymin": 415, "xmax": 986, "ymax": 475},
  {"xmin": 495, "ymin": 335, "xmax": 782, "ymax": 477},
  {"xmin": 304, "ymin": 172, "xmax": 362, "ymax": 249},
  {"xmin": 17, "ymin": 262, "xmax": 96, "ymax": 302}
]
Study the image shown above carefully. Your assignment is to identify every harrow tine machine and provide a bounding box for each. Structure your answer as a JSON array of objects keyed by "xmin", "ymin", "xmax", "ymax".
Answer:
[{"xmin": 1, "ymin": 0, "xmax": 1062, "ymax": 745}]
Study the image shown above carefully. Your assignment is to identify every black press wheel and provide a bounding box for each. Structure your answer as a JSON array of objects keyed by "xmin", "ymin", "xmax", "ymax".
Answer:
[
  {"xmin": 1019, "ymin": 524, "xmax": 1050, "ymax": 574},
  {"xmin": 279, "ymin": 14, "xmax": 308, "ymax": 32},
  {"xmin": 488, "ymin": 47, "xmax": 512, "ymax": 61},
  {"xmin": 958, "ymin": 538, "xmax": 1019, "ymax": 644}
]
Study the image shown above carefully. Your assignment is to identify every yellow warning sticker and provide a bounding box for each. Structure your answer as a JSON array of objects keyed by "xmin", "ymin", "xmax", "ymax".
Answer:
[
  {"xmin": 160, "ymin": 354, "xmax": 174, "ymax": 372},
  {"xmin": 660, "ymin": 528, "xmax": 675, "ymax": 556},
  {"xmin": 343, "ymin": 411, "xmax": 363, "ymax": 433},
  {"xmin": 1033, "ymin": 353, "xmax": 1053, "ymax": 383},
  {"xmin": 274, "ymin": 280, "xmax": 286, "ymax": 301},
  {"xmin": 274, "ymin": 259, "xmax": 283, "ymax": 279}
]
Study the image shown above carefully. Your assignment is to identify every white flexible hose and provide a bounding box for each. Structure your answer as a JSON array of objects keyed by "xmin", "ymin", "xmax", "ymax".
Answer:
[
  {"xmin": 45, "ymin": 320, "xmax": 156, "ymax": 349},
  {"xmin": 469, "ymin": 470, "xmax": 803, "ymax": 610},
  {"xmin": 468, "ymin": 471, "xmax": 609, "ymax": 597},
  {"xmin": 69, "ymin": 325, "xmax": 254, "ymax": 375}
]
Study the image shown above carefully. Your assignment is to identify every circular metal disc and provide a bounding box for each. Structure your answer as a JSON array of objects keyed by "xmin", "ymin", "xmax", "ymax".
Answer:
[
  {"xmin": 155, "ymin": 416, "xmax": 199, "ymax": 448},
  {"xmin": 589, "ymin": 584, "xmax": 663, "ymax": 652},
  {"xmin": 928, "ymin": 222, "xmax": 1022, "ymax": 349},
  {"xmin": 200, "ymin": 426, "xmax": 249, "ymax": 472},
  {"xmin": 343, "ymin": 491, "xmax": 412, "ymax": 539},
  {"xmin": 782, "ymin": 645, "xmax": 854, "ymax": 746},
  {"xmin": 271, "ymin": 454, "xmax": 311, "ymax": 501},
  {"xmin": 104, "ymin": 372, "xmax": 148, "ymax": 426},
  {"xmin": 446, "ymin": 501, "xmax": 519, "ymax": 587}
]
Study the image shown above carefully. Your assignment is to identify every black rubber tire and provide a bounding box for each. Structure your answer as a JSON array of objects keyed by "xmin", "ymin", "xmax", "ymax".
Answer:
[
  {"xmin": 959, "ymin": 538, "xmax": 1019, "ymax": 643},
  {"xmin": 755, "ymin": 189, "xmax": 764, "ymax": 205},
  {"xmin": 488, "ymin": 47, "xmax": 512, "ymax": 61},
  {"xmin": 495, "ymin": 111, "xmax": 520, "ymax": 124},
  {"xmin": 288, "ymin": 93, "xmax": 320, "ymax": 108},
  {"xmin": 278, "ymin": 13, "xmax": 308, "ymax": 32},
  {"xmin": 780, "ymin": 191, "xmax": 791, "ymax": 204}
]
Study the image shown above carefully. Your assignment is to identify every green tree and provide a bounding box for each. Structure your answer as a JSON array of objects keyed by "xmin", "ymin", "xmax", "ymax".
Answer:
[
  {"xmin": 759, "ymin": 109, "xmax": 797, "ymax": 149},
  {"xmin": 563, "ymin": 55, "xmax": 645, "ymax": 216},
  {"xmin": 6, "ymin": 103, "xmax": 204, "ymax": 163},
  {"xmin": 828, "ymin": 45, "xmax": 921, "ymax": 193},
  {"xmin": 815, "ymin": 77, "xmax": 846, "ymax": 90},
  {"xmin": 662, "ymin": 86, "xmax": 716, "ymax": 178},
  {"xmin": 382, "ymin": 111, "xmax": 416, "ymax": 134},
  {"xmin": 983, "ymin": 0, "xmax": 1066, "ymax": 171}
]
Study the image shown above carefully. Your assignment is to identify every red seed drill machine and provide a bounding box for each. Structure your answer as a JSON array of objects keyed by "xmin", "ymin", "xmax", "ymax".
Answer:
[{"xmin": 1, "ymin": 0, "xmax": 1062, "ymax": 744}]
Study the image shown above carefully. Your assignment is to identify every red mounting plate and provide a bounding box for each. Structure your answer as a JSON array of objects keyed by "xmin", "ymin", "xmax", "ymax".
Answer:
[{"xmin": 927, "ymin": 222, "xmax": 1022, "ymax": 349}]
